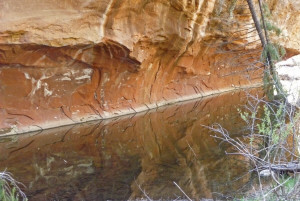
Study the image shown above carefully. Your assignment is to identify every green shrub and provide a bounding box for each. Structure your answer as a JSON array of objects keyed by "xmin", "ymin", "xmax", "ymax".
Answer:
[{"xmin": 0, "ymin": 172, "xmax": 27, "ymax": 201}]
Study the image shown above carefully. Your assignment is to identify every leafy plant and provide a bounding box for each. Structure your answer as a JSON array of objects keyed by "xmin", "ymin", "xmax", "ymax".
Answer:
[
  {"xmin": 210, "ymin": 94, "xmax": 300, "ymax": 201},
  {"xmin": 261, "ymin": 43, "xmax": 286, "ymax": 63},
  {"xmin": 261, "ymin": 3, "xmax": 281, "ymax": 36},
  {"xmin": 0, "ymin": 172, "xmax": 27, "ymax": 201},
  {"xmin": 228, "ymin": 0, "xmax": 238, "ymax": 18}
]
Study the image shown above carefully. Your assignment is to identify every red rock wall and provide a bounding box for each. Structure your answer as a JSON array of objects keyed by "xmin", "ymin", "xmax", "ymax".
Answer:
[{"xmin": 0, "ymin": 0, "xmax": 270, "ymax": 134}]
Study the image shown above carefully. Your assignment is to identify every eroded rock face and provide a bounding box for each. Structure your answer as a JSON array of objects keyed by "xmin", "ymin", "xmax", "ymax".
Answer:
[
  {"xmin": 0, "ymin": 0, "xmax": 297, "ymax": 134},
  {"xmin": 267, "ymin": 0, "xmax": 300, "ymax": 52}
]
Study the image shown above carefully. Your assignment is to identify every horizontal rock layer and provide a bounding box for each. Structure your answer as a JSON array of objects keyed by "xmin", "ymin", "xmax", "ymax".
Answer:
[{"xmin": 0, "ymin": 0, "xmax": 298, "ymax": 134}]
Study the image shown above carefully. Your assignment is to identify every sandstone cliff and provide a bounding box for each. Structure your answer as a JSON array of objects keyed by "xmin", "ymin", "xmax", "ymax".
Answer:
[{"xmin": 0, "ymin": 0, "xmax": 298, "ymax": 134}]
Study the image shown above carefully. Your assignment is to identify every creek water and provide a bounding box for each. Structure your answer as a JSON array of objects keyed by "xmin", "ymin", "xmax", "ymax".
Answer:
[{"xmin": 0, "ymin": 89, "xmax": 262, "ymax": 200}]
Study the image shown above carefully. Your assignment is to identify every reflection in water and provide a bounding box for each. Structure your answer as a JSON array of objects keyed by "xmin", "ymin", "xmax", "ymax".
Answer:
[{"xmin": 0, "ymin": 89, "xmax": 262, "ymax": 200}]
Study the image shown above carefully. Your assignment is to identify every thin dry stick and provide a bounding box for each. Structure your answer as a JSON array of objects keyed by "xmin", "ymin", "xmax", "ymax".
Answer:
[
  {"xmin": 186, "ymin": 140, "xmax": 197, "ymax": 158},
  {"xmin": 173, "ymin": 181, "xmax": 192, "ymax": 201},
  {"xmin": 135, "ymin": 181, "xmax": 153, "ymax": 201}
]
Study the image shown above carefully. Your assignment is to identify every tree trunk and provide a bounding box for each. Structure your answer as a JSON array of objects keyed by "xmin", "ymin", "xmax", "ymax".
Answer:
[
  {"xmin": 246, "ymin": 0, "xmax": 284, "ymax": 99},
  {"xmin": 261, "ymin": 162, "xmax": 300, "ymax": 173},
  {"xmin": 246, "ymin": 0, "xmax": 266, "ymax": 47},
  {"xmin": 257, "ymin": 0, "xmax": 285, "ymax": 97}
]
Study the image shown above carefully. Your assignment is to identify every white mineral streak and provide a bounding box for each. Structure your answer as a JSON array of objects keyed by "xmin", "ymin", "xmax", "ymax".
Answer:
[
  {"xmin": 99, "ymin": 0, "xmax": 114, "ymax": 41},
  {"xmin": 72, "ymin": 49, "xmax": 83, "ymax": 60},
  {"xmin": 28, "ymin": 74, "xmax": 52, "ymax": 97},
  {"xmin": 63, "ymin": 72, "xmax": 71, "ymax": 77},
  {"xmin": 75, "ymin": 68, "xmax": 93, "ymax": 80},
  {"xmin": 28, "ymin": 78, "xmax": 39, "ymax": 97},
  {"xmin": 60, "ymin": 77, "xmax": 71, "ymax": 81},
  {"xmin": 43, "ymin": 83, "xmax": 53, "ymax": 97},
  {"xmin": 33, "ymin": 55, "xmax": 46, "ymax": 66},
  {"xmin": 24, "ymin": 73, "xmax": 30, "ymax": 79},
  {"xmin": 191, "ymin": 0, "xmax": 203, "ymax": 37},
  {"xmin": 83, "ymin": 68, "xmax": 93, "ymax": 75},
  {"xmin": 75, "ymin": 75, "xmax": 91, "ymax": 80}
]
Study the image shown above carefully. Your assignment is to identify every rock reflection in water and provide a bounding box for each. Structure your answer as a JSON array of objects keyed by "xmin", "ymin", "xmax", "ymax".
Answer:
[{"xmin": 0, "ymin": 89, "xmax": 261, "ymax": 200}]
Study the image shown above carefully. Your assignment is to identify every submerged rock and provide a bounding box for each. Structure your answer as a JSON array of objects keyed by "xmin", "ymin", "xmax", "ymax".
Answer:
[{"xmin": 259, "ymin": 169, "xmax": 274, "ymax": 177}]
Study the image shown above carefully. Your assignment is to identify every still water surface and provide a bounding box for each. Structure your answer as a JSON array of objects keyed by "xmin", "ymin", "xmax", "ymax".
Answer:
[{"xmin": 0, "ymin": 89, "xmax": 261, "ymax": 200}]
